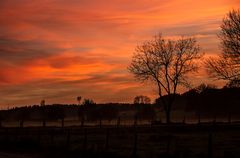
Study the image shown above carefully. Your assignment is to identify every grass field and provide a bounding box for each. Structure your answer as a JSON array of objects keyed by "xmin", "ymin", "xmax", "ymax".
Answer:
[{"xmin": 0, "ymin": 123, "xmax": 239, "ymax": 158}]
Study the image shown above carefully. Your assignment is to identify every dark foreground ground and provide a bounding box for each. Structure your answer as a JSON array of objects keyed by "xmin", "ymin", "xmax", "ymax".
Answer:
[{"xmin": 0, "ymin": 123, "xmax": 239, "ymax": 158}]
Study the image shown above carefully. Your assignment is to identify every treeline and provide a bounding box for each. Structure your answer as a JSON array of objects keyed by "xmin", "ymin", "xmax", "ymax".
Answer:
[
  {"xmin": 0, "ymin": 103, "xmax": 156, "ymax": 122},
  {"xmin": 183, "ymin": 86, "xmax": 240, "ymax": 116},
  {"xmin": 157, "ymin": 86, "xmax": 240, "ymax": 117},
  {"xmin": 1, "ymin": 86, "xmax": 240, "ymax": 121}
]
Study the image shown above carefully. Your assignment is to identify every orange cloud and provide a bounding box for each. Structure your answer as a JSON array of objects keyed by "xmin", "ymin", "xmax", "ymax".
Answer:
[{"xmin": 0, "ymin": 0, "xmax": 238, "ymax": 107}]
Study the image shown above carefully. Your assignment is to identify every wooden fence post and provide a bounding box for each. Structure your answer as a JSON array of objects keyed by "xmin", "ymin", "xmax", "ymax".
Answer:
[
  {"xmin": 38, "ymin": 127, "xmax": 41, "ymax": 144},
  {"xmin": 167, "ymin": 134, "xmax": 171, "ymax": 156},
  {"xmin": 117, "ymin": 117, "xmax": 121, "ymax": 128},
  {"xmin": 198, "ymin": 114, "xmax": 201, "ymax": 124},
  {"xmin": 81, "ymin": 117, "xmax": 84, "ymax": 127},
  {"xmin": 105, "ymin": 128, "xmax": 109, "ymax": 151},
  {"xmin": 66, "ymin": 129, "xmax": 70, "ymax": 148},
  {"xmin": 213, "ymin": 115, "xmax": 216, "ymax": 124},
  {"xmin": 182, "ymin": 115, "xmax": 186, "ymax": 124},
  {"xmin": 20, "ymin": 120, "xmax": 24, "ymax": 128},
  {"xmin": 228, "ymin": 113, "xmax": 231, "ymax": 124},
  {"xmin": 50, "ymin": 130, "xmax": 54, "ymax": 145},
  {"xmin": 61, "ymin": 118, "xmax": 64, "ymax": 128},
  {"xmin": 42, "ymin": 119, "xmax": 46, "ymax": 128},
  {"xmin": 207, "ymin": 133, "xmax": 213, "ymax": 158},
  {"xmin": 5, "ymin": 128, "xmax": 9, "ymax": 143},
  {"xmin": 132, "ymin": 130, "xmax": 138, "ymax": 158},
  {"xmin": 14, "ymin": 128, "xmax": 19, "ymax": 142},
  {"xmin": 83, "ymin": 128, "xmax": 87, "ymax": 150},
  {"xmin": 134, "ymin": 116, "xmax": 138, "ymax": 128},
  {"xmin": 99, "ymin": 118, "xmax": 102, "ymax": 128},
  {"xmin": 150, "ymin": 116, "xmax": 154, "ymax": 128}
]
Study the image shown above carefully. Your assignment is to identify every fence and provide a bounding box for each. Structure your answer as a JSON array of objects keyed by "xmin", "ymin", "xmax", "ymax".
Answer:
[
  {"xmin": 0, "ymin": 124, "xmax": 240, "ymax": 158},
  {"xmin": 1, "ymin": 114, "xmax": 240, "ymax": 128}
]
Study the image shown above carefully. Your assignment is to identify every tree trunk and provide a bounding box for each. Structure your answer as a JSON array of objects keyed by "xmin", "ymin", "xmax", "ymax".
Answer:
[
  {"xmin": 166, "ymin": 109, "xmax": 171, "ymax": 124},
  {"xmin": 159, "ymin": 94, "xmax": 173, "ymax": 124}
]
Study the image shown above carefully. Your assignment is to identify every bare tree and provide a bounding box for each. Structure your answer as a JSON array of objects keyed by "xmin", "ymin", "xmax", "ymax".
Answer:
[
  {"xmin": 220, "ymin": 9, "xmax": 240, "ymax": 62},
  {"xmin": 128, "ymin": 34, "xmax": 202, "ymax": 123},
  {"xmin": 134, "ymin": 95, "xmax": 151, "ymax": 104},
  {"xmin": 206, "ymin": 9, "xmax": 240, "ymax": 83}
]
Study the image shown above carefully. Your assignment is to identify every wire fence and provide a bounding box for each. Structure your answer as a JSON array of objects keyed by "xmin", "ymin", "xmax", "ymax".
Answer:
[
  {"xmin": 1, "ymin": 114, "xmax": 240, "ymax": 128},
  {"xmin": 0, "ymin": 124, "xmax": 240, "ymax": 158}
]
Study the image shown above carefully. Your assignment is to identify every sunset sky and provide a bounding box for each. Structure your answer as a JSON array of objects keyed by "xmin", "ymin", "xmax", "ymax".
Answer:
[{"xmin": 0, "ymin": 0, "xmax": 239, "ymax": 107}]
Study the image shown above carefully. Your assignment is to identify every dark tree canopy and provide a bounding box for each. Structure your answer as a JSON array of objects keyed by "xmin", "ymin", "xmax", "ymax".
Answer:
[
  {"xmin": 82, "ymin": 98, "xmax": 95, "ymax": 106},
  {"xmin": 206, "ymin": 9, "xmax": 240, "ymax": 83},
  {"xmin": 77, "ymin": 96, "xmax": 82, "ymax": 105},
  {"xmin": 134, "ymin": 95, "xmax": 151, "ymax": 104},
  {"xmin": 224, "ymin": 79, "xmax": 240, "ymax": 88},
  {"xmin": 40, "ymin": 100, "xmax": 45, "ymax": 106},
  {"xmin": 128, "ymin": 34, "xmax": 202, "ymax": 123}
]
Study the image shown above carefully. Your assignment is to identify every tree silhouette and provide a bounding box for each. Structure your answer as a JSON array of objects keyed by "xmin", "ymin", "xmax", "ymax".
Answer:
[
  {"xmin": 82, "ymin": 98, "xmax": 95, "ymax": 106},
  {"xmin": 224, "ymin": 79, "xmax": 240, "ymax": 88},
  {"xmin": 128, "ymin": 34, "xmax": 202, "ymax": 123},
  {"xmin": 195, "ymin": 83, "xmax": 217, "ymax": 94},
  {"xmin": 77, "ymin": 96, "xmax": 82, "ymax": 105},
  {"xmin": 206, "ymin": 9, "xmax": 240, "ymax": 83},
  {"xmin": 40, "ymin": 100, "xmax": 45, "ymax": 106},
  {"xmin": 134, "ymin": 95, "xmax": 151, "ymax": 104}
]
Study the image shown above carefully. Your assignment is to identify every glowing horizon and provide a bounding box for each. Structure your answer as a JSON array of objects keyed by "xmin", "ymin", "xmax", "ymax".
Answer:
[{"xmin": 0, "ymin": 0, "xmax": 239, "ymax": 107}]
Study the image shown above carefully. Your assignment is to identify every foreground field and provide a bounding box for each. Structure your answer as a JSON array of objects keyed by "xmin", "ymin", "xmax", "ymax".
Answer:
[{"xmin": 0, "ymin": 123, "xmax": 239, "ymax": 158}]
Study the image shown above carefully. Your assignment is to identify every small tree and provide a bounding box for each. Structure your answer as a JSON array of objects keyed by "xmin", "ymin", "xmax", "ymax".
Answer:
[
  {"xmin": 128, "ymin": 34, "xmax": 202, "ymax": 123},
  {"xmin": 40, "ymin": 100, "xmax": 45, "ymax": 106},
  {"xmin": 82, "ymin": 98, "xmax": 95, "ymax": 106},
  {"xmin": 77, "ymin": 96, "xmax": 82, "ymax": 105},
  {"xmin": 134, "ymin": 95, "xmax": 151, "ymax": 104},
  {"xmin": 206, "ymin": 9, "xmax": 240, "ymax": 84}
]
